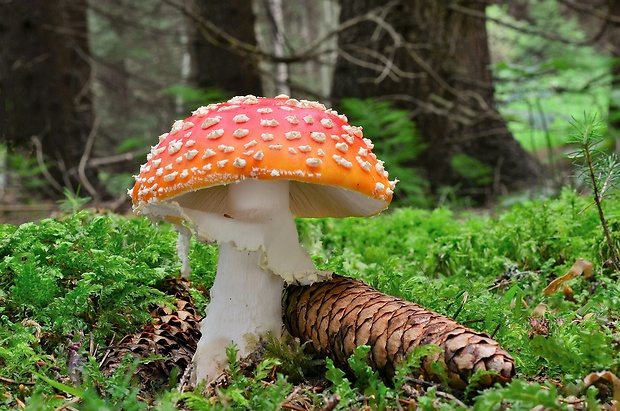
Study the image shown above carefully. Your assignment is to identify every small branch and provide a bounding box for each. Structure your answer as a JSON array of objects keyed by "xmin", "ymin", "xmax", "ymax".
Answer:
[
  {"xmin": 0, "ymin": 376, "xmax": 35, "ymax": 386},
  {"xmin": 31, "ymin": 136, "xmax": 64, "ymax": 194},
  {"xmin": 87, "ymin": 149, "xmax": 145, "ymax": 168},
  {"xmin": 449, "ymin": 3, "xmax": 608, "ymax": 46},
  {"xmin": 319, "ymin": 394, "xmax": 341, "ymax": 411},
  {"xmin": 403, "ymin": 377, "xmax": 458, "ymax": 397},
  {"xmin": 77, "ymin": 116, "xmax": 101, "ymax": 202},
  {"xmin": 558, "ymin": 0, "xmax": 620, "ymax": 25}
]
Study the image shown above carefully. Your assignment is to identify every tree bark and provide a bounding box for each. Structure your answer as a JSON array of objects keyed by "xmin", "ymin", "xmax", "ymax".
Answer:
[
  {"xmin": 332, "ymin": 0, "xmax": 543, "ymax": 198},
  {"xmin": 189, "ymin": 0, "xmax": 263, "ymax": 97},
  {"xmin": 0, "ymin": 0, "xmax": 96, "ymax": 198}
]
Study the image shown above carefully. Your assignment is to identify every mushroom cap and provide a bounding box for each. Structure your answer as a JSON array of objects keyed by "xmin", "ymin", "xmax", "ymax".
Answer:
[{"xmin": 130, "ymin": 95, "xmax": 396, "ymax": 218}]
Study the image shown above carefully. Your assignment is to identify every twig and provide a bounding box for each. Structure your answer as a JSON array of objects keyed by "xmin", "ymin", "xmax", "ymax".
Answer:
[
  {"xmin": 0, "ymin": 376, "xmax": 35, "ymax": 386},
  {"xmin": 98, "ymin": 333, "xmax": 115, "ymax": 368},
  {"xmin": 491, "ymin": 322, "xmax": 502, "ymax": 339},
  {"xmin": 282, "ymin": 403, "xmax": 306, "ymax": 411},
  {"xmin": 449, "ymin": 3, "xmax": 608, "ymax": 46},
  {"xmin": 177, "ymin": 363, "xmax": 194, "ymax": 392},
  {"xmin": 77, "ymin": 116, "xmax": 101, "ymax": 202},
  {"xmin": 583, "ymin": 143, "xmax": 620, "ymax": 271},
  {"xmin": 403, "ymin": 377, "xmax": 459, "ymax": 397},
  {"xmin": 31, "ymin": 136, "xmax": 64, "ymax": 194},
  {"xmin": 55, "ymin": 396, "xmax": 81, "ymax": 411},
  {"xmin": 164, "ymin": 0, "xmax": 404, "ymax": 66},
  {"xmin": 319, "ymin": 394, "xmax": 341, "ymax": 411},
  {"xmin": 435, "ymin": 390, "xmax": 468, "ymax": 409},
  {"xmin": 87, "ymin": 150, "xmax": 145, "ymax": 167},
  {"xmin": 0, "ymin": 204, "xmax": 56, "ymax": 212},
  {"xmin": 558, "ymin": 0, "xmax": 620, "ymax": 24},
  {"xmin": 535, "ymin": 97, "xmax": 557, "ymax": 181}
]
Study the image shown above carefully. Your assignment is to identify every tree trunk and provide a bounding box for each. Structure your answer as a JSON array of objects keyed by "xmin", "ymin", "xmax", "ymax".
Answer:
[
  {"xmin": 189, "ymin": 0, "xmax": 263, "ymax": 97},
  {"xmin": 253, "ymin": 0, "xmax": 339, "ymax": 99},
  {"xmin": 332, "ymin": 0, "xmax": 543, "ymax": 198},
  {"xmin": 0, "ymin": 0, "xmax": 97, "ymax": 198}
]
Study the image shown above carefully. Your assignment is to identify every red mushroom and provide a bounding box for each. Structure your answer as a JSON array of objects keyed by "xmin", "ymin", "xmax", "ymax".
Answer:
[{"xmin": 130, "ymin": 95, "xmax": 397, "ymax": 382}]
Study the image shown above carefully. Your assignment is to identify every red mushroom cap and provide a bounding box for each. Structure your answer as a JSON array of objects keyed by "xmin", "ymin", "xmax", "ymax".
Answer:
[{"xmin": 130, "ymin": 95, "xmax": 396, "ymax": 218}]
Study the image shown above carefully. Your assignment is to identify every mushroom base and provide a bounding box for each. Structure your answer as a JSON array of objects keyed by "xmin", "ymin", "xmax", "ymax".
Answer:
[{"xmin": 192, "ymin": 242, "xmax": 284, "ymax": 382}]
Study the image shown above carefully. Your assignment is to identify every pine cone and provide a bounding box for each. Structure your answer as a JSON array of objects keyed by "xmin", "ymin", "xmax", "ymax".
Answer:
[
  {"xmin": 283, "ymin": 275, "xmax": 515, "ymax": 389},
  {"xmin": 100, "ymin": 278, "xmax": 202, "ymax": 391}
]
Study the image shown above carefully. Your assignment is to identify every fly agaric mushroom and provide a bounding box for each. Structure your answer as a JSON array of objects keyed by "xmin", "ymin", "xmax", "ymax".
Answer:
[{"xmin": 130, "ymin": 95, "xmax": 397, "ymax": 382}]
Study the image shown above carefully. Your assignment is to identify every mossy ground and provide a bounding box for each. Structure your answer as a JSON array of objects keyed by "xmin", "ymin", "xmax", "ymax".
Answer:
[{"xmin": 1, "ymin": 188, "xmax": 619, "ymax": 410}]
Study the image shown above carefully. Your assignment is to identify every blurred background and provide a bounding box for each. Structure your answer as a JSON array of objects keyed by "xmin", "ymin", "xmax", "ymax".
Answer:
[{"xmin": 1, "ymin": 0, "xmax": 618, "ymax": 222}]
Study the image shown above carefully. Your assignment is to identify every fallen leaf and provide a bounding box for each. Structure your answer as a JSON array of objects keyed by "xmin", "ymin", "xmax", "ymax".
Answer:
[
  {"xmin": 530, "ymin": 303, "xmax": 547, "ymax": 318},
  {"xmin": 543, "ymin": 258, "xmax": 593, "ymax": 295},
  {"xmin": 583, "ymin": 370, "xmax": 620, "ymax": 407}
]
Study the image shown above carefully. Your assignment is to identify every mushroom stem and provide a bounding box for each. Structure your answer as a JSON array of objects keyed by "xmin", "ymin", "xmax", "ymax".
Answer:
[
  {"xmin": 192, "ymin": 242, "xmax": 284, "ymax": 382},
  {"xmin": 181, "ymin": 179, "xmax": 330, "ymax": 284},
  {"xmin": 190, "ymin": 179, "xmax": 329, "ymax": 382}
]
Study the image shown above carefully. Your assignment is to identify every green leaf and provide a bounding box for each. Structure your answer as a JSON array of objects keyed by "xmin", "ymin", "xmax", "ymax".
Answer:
[{"xmin": 35, "ymin": 372, "xmax": 85, "ymax": 398}]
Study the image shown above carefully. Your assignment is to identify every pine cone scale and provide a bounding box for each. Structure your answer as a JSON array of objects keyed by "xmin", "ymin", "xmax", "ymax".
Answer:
[{"xmin": 283, "ymin": 275, "xmax": 515, "ymax": 388}]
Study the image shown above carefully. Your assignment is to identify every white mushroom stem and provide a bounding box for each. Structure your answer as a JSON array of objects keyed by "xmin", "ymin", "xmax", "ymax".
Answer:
[
  {"xmin": 181, "ymin": 180, "xmax": 328, "ymax": 284},
  {"xmin": 187, "ymin": 179, "xmax": 330, "ymax": 382},
  {"xmin": 192, "ymin": 243, "xmax": 284, "ymax": 382}
]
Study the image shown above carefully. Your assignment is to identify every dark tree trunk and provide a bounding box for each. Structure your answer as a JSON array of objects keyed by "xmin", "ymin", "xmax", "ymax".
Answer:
[
  {"xmin": 0, "ymin": 0, "xmax": 97, "ymax": 198},
  {"xmin": 332, "ymin": 0, "xmax": 543, "ymax": 198},
  {"xmin": 189, "ymin": 0, "xmax": 263, "ymax": 96}
]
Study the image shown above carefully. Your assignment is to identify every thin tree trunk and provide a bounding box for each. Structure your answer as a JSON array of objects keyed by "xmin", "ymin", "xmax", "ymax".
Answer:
[
  {"xmin": 188, "ymin": 0, "xmax": 263, "ymax": 97},
  {"xmin": 332, "ymin": 0, "xmax": 543, "ymax": 198},
  {"xmin": 0, "ymin": 0, "xmax": 97, "ymax": 198},
  {"xmin": 267, "ymin": 0, "xmax": 290, "ymax": 95}
]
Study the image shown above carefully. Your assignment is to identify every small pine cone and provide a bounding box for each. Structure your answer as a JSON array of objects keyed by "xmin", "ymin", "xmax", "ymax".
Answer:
[
  {"xmin": 283, "ymin": 275, "xmax": 515, "ymax": 389},
  {"xmin": 100, "ymin": 278, "xmax": 202, "ymax": 391}
]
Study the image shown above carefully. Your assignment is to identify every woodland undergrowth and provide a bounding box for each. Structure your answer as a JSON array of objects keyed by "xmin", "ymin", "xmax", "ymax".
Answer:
[{"xmin": 1, "ymin": 118, "xmax": 620, "ymax": 409}]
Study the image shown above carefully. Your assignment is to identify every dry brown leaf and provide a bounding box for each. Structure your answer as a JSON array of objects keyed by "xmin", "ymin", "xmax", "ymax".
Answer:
[
  {"xmin": 543, "ymin": 258, "xmax": 593, "ymax": 295},
  {"xmin": 583, "ymin": 370, "xmax": 620, "ymax": 407},
  {"xmin": 530, "ymin": 303, "xmax": 547, "ymax": 318}
]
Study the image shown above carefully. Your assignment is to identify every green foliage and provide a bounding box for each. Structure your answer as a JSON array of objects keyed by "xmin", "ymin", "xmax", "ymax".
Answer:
[
  {"xmin": 3, "ymin": 185, "xmax": 620, "ymax": 409},
  {"xmin": 299, "ymin": 187, "xmax": 619, "ymax": 381},
  {"xmin": 489, "ymin": 1, "xmax": 611, "ymax": 154},
  {"xmin": 340, "ymin": 98, "xmax": 430, "ymax": 207},
  {"xmin": 393, "ymin": 345, "xmax": 443, "ymax": 390},
  {"xmin": 165, "ymin": 344, "xmax": 292, "ymax": 411},
  {"xmin": 0, "ymin": 212, "xmax": 178, "ymax": 342},
  {"xmin": 450, "ymin": 154, "xmax": 493, "ymax": 186},
  {"xmin": 325, "ymin": 345, "xmax": 455, "ymax": 411},
  {"xmin": 568, "ymin": 114, "xmax": 620, "ymax": 197},
  {"xmin": 324, "ymin": 346, "xmax": 393, "ymax": 411},
  {"xmin": 474, "ymin": 379, "xmax": 571, "ymax": 411},
  {"xmin": 263, "ymin": 334, "xmax": 324, "ymax": 382},
  {"xmin": 2, "ymin": 145, "xmax": 47, "ymax": 193},
  {"xmin": 160, "ymin": 86, "xmax": 230, "ymax": 113},
  {"xmin": 56, "ymin": 187, "xmax": 91, "ymax": 215},
  {"xmin": 0, "ymin": 211, "xmax": 183, "ymax": 391},
  {"xmin": 568, "ymin": 113, "xmax": 620, "ymax": 270},
  {"xmin": 529, "ymin": 311, "xmax": 616, "ymax": 381},
  {"xmin": 99, "ymin": 171, "xmax": 136, "ymax": 198}
]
